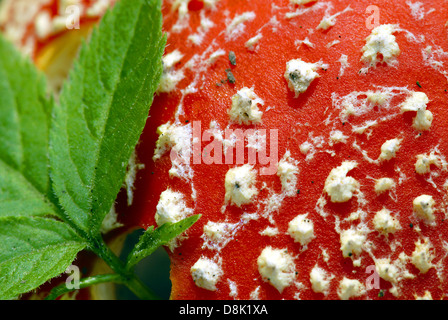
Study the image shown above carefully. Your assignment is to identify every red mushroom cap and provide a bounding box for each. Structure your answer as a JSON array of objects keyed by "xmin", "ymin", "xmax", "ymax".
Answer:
[{"xmin": 4, "ymin": 0, "xmax": 448, "ymax": 300}]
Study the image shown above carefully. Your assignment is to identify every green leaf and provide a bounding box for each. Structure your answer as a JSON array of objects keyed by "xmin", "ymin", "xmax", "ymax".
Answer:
[
  {"xmin": 0, "ymin": 36, "xmax": 57, "ymax": 218},
  {"xmin": 126, "ymin": 215, "xmax": 201, "ymax": 270},
  {"xmin": 0, "ymin": 216, "xmax": 87, "ymax": 300},
  {"xmin": 0, "ymin": 0, "xmax": 173, "ymax": 300},
  {"xmin": 49, "ymin": 0, "xmax": 166, "ymax": 234}
]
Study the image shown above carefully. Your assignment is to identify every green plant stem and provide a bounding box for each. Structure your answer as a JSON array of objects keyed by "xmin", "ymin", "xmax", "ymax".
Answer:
[
  {"xmin": 126, "ymin": 275, "xmax": 162, "ymax": 300},
  {"xmin": 51, "ymin": 203, "xmax": 162, "ymax": 300},
  {"xmin": 89, "ymin": 236, "xmax": 161, "ymax": 300},
  {"xmin": 45, "ymin": 273, "xmax": 124, "ymax": 300}
]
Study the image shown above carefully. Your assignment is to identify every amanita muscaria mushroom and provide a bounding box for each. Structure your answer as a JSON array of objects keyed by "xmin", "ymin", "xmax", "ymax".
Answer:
[{"xmin": 3, "ymin": 0, "xmax": 448, "ymax": 300}]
